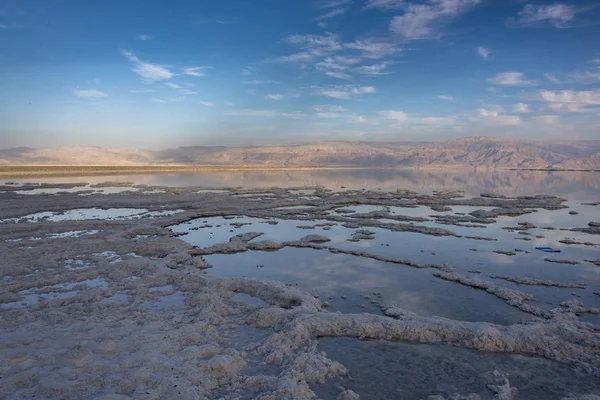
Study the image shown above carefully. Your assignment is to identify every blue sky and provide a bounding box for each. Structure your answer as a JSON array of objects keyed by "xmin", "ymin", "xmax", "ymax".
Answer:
[{"xmin": 1, "ymin": 0, "xmax": 599, "ymax": 149}]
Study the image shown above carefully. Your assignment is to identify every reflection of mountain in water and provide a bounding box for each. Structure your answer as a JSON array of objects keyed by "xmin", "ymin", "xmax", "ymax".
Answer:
[{"xmin": 32, "ymin": 169, "xmax": 598, "ymax": 199}]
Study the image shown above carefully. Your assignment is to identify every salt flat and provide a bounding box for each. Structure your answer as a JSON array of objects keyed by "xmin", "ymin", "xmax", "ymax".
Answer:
[{"xmin": 1, "ymin": 181, "xmax": 599, "ymax": 399}]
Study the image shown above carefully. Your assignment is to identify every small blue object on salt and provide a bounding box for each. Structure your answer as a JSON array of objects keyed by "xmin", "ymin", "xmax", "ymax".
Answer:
[{"xmin": 535, "ymin": 247, "xmax": 561, "ymax": 253}]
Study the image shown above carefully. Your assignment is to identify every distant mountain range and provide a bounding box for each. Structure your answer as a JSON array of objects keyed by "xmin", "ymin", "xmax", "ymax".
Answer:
[{"xmin": 2, "ymin": 137, "xmax": 600, "ymax": 170}]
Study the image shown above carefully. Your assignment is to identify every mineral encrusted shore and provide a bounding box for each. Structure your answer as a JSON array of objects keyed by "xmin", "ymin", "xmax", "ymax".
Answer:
[{"xmin": 1, "ymin": 183, "xmax": 598, "ymax": 399}]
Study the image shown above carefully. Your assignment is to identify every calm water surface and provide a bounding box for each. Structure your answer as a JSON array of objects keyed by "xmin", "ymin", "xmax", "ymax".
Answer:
[
  {"xmin": 6, "ymin": 169, "xmax": 600, "ymax": 399},
  {"xmin": 8, "ymin": 168, "xmax": 600, "ymax": 199}
]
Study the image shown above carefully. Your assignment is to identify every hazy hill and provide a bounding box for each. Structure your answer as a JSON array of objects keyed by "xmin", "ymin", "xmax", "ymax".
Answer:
[
  {"xmin": 2, "ymin": 137, "xmax": 600, "ymax": 170},
  {"xmin": 0, "ymin": 147, "xmax": 155, "ymax": 166}
]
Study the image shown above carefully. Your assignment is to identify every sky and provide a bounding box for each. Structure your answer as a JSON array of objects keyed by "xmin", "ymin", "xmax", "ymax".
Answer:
[{"xmin": 1, "ymin": 0, "xmax": 599, "ymax": 149}]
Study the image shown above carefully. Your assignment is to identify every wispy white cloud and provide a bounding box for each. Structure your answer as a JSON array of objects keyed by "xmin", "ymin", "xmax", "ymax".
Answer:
[
  {"xmin": 476, "ymin": 106, "xmax": 501, "ymax": 118},
  {"xmin": 178, "ymin": 89, "xmax": 197, "ymax": 95},
  {"xmin": 276, "ymin": 33, "xmax": 401, "ymax": 84},
  {"xmin": 0, "ymin": 23, "xmax": 28, "ymax": 29},
  {"xmin": 243, "ymin": 79, "xmax": 283, "ymax": 85},
  {"xmin": 286, "ymin": 32, "xmax": 343, "ymax": 52},
  {"xmin": 488, "ymin": 72, "xmax": 536, "ymax": 86},
  {"xmin": 198, "ymin": 101, "xmax": 214, "ymax": 107},
  {"xmin": 317, "ymin": 112, "xmax": 342, "ymax": 118},
  {"xmin": 348, "ymin": 114, "xmax": 367, "ymax": 124},
  {"xmin": 469, "ymin": 105, "xmax": 561, "ymax": 127},
  {"xmin": 344, "ymin": 39, "xmax": 401, "ymax": 59},
  {"xmin": 314, "ymin": 104, "xmax": 345, "ymax": 118},
  {"xmin": 379, "ymin": 110, "xmax": 407, "ymax": 122},
  {"xmin": 276, "ymin": 30, "xmax": 402, "ymax": 86},
  {"xmin": 513, "ymin": 103, "xmax": 530, "ymax": 113},
  {"xmin": 265, "ymin": 94, "xmax": 284, "ymax": 100},
  {"xmin": 164, "ymin": 82, "xmax": 182, "ymax": 89},
  {"xmin": 325, "ymin": 71, "xmax": 352, "ymax": 80},
  {"xmin": 121, "ymin": 50, "xmax": 174, "ymax": 83},
  {"xmin": 316, "ymin": 57, "xmax": 351, "ymax": 70},
  {"xmin": 0, "ymin": 9, "xmax": 32, "ymax": 29},
  {"xmin": 129, "ymin": 88, "xmax": 155, "ymax": 93},
  {"xmin": 241, "ymin": 66, "xmax": 259, "ymax": 76},
  {"xmin": 315, "ymin": 60, "xmax": 349, "ymax": 72},
  {"xmin": 162, "ymin": 85, "xmax": 196, "ymax": 96},
  {"xmin": 539, "ymin": 89, "xmax": 600, "ymax": 112},
  {"xmin": 354, "ymin": 62, "xmax": 393, "ymax": 75},
  {"xmin": 184, "ymin": 66, "xmax": 210, "ymax": 77},
  {"xmin": 226, "ymin": 109, "xmax": 303, "ymax": 118},
  {"xmin": 314, "ymin": 85, "xmax": 376, "ymax": 99},
  {"xmin": 276, "ymin": 51, "xmax": 320, "ymax": 63},
  {"xmin": 319, "ymin": 0, "xmax": 352, "ymax": 8},
  {"xmin": 316, "ymin": 8, "xmax": 346, "ymax": 20},
  {"xmin": 475, "ymin": 107, "xmax": 522, "ymax": 125},
  {"xmin": 332, "ymin": 56, "xmax": 363, "ymax": 66},
  {"xmin": 543, "ymin": 60, "xmax": 600, "ymax": 84},
  {"xmin": 570, "ymin": 70, "xmax": 600, "ymax": 83},
  {"xmin": 87, "ymin": 77, "xmax": 101, "ymax": 85},
  {"xmin": 507, "ymin": 3, "xmax": 577, "ymax": 28},
  {"xmin": 477, "ymin": 46, "xmax": 491, "ymax": 60},
  {"xmin": 167, "ymin": 96, "xmax": 189, "ymax": 102},
  {"xmin": 314, "ymin": 105, "xmax": 345, "ymax": 112},
  {"xmin": 357, "ymin": 86, "xmax": 376, "ymax": 94},
  {"xmin": 532, "ymin": 115, "xmax": 559, "ymax": 125},
  {"xmin": 280, "ymin": 112, "xmax": 306, "ymax": 119},
  {"xmin": 416, "ymin": 117, "xmax": 460, "ymax": 126},
  {"xmin": 544, "ymin": 73, "xmax": 562, "ymax": 84},
  {"xmin": 437, "ymin": 95, "xmax": 454, "ymax": 101},
  {"xmin": 227, "ymin": 109, "xmax": 276, "ymax": 117},
  {"xmin": 390, "ymin": 0, "xmax": 481, "ymax": 40},
  {"xmin": 137, "ymin": 34, "xmax": 152, "ymax": 41},
  {"xmin": 547, "ymin": 103, "xmax": 586, "ymax": 113},
  {"xmin": 314, "ymin": 56, "xmax": 362, "ymax": 79},
  {"xmin": 215, "ymin": 18, "xmax": 238, "ymax": 24},
  {"xmin": 365, "ymin": 0, "xmax": 405, "ymax": 10},
  {"xmin": 277, "ymin": 33, "xmax": 398, "ymax": 65},
  {"xmin": 73, "ymin": 89, "xmax": 108, "ymax": 98},
  {"xmin": 151, "ymin": 98, "xmax": 167, "ymax": 103},
  {"xmin": 540, "ymin": 89, "xmax": 600, "ymax": 105}
]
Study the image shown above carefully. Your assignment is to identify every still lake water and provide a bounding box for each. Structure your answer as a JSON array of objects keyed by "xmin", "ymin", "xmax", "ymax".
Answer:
[
  {"xmin": 7, "ymin": 168, "xmax": 600, "ymax": 398},
  {"xmin": 11, "ymin": 168, "xmax": 600, "ymax": 199}
]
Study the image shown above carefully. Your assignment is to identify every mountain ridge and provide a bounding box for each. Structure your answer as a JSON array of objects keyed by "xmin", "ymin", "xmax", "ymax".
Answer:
[{"xmin": 2, "ymin": 137, "xmax": 600, "ymax": 170}]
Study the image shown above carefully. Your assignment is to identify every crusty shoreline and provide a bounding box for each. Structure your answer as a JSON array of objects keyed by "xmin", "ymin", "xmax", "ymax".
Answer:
[{"xmin": 1, "ymin": 183, "xmax": 599, "ymax": 399}]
